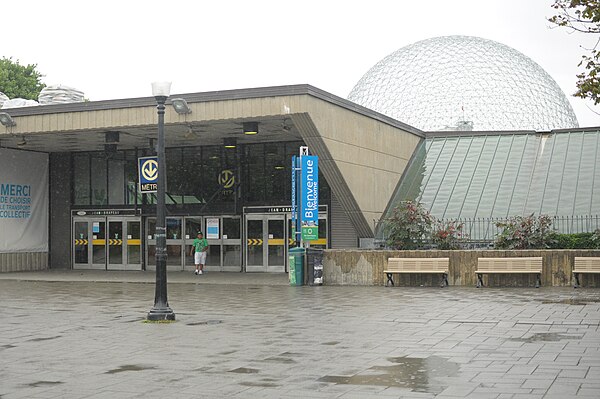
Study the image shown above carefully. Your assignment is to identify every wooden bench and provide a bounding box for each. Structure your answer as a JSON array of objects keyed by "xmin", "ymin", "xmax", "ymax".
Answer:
[
  {"xmin": 573, "ymin": 257, "xmax": 600, "ymax": 288},
  {"xmin": 384, "ymin": 258, "xmax": 449, "ymax": 287},
  {"xmin": 475, "ymin": 257, "xmax": 542, "ymax": 288}
]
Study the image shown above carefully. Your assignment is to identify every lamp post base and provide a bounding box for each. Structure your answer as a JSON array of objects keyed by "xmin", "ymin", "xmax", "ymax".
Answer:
[{"xmin": 147, "ymin": 306, "xmax": 176, "ymax": 321}]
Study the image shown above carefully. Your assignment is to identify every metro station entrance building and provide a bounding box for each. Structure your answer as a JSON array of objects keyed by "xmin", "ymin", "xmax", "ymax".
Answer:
[{"xmin": 0, "ymin": 85, "xmax": 422, "ymax": 273}]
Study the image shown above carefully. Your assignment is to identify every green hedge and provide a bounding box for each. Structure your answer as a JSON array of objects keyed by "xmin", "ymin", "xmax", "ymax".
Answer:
[{"xmin": 548, "ymin": 232, "xmax": 600, "ymax": 249}]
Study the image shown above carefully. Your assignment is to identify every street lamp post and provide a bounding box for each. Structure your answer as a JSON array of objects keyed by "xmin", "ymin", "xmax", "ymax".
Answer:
[{"xmin": 147, "ymin": 81, "xmax": 175, "ymax": 321}]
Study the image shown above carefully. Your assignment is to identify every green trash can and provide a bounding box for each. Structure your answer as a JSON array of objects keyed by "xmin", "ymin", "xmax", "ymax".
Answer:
[{"xmin": 288, "ymin": 247, "xmax": 305, "ymax": 286}]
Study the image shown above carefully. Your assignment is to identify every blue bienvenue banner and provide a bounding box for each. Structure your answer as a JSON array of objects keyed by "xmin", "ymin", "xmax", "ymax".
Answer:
[
  {"xmin": 138, "ymin": 156, "xmax": 158, "ymax": 193},
  {"xmin": 291, "ymin": 155, "xmax": 296, "ymax": 225},
  {"xmin": 300, "ymin": 155, "xmax": 318, "ymax": 240}
]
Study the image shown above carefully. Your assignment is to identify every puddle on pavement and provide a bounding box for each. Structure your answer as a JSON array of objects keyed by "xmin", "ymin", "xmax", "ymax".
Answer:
[
  {"xmin": 262, "ymin": 356, "xmax": 296, "ymax": 364},
  {"xmin": 279, "ymin": 351, "xmax": 303, "ymax": 357},
  {"xmin": 322, "ymin": 341, "xmax": 340, "ymax": 346},
  {"xmin": 239, "ymin": 381, "xmax": 279, "ymax": 387},
  {"xmin": 187, "ymin": 320, "xmax": 223, "ymax": 326},
  {"xmin": 105, "ymin": 364, "xmax": 157, "ymax": 374},
  {"xmin": 229, "ymin": 367, "xmax": 259, "ymax": 374},
  {"xmin": 26, "ymin": 381, "xmax": 64, "ymax": 387},
  {"xmin": 28, "ymin": 335, "xmax": 62, "ymax": 342},
  {"xmin": 318, "ymin": 356, "xmax": 458, "ymax": 393},
  {"xmin": 510, "ymin": 333, "xmax": 583, "ymax": 343},
  {"xmin": 541, "ymin": 298, "xmax": 600, "ymax": 305},
  {"xmin": 1, "ymin": 344, "xmax": 16, "ymax": 350}
]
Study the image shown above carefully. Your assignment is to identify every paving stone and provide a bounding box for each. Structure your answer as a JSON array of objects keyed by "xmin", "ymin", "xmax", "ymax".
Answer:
[{"xmin": 0, "ymin": 272, "xmax": 599, "ymax": 398}]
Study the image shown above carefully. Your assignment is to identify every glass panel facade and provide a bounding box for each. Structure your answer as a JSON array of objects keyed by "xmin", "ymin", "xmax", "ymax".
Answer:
[
  {"xmin": 71, "ymin": 141, "xmax": 330, "ymax": 210},
  {"xmin": 108, "ymin": 157, "xmax": 125, "ymax": 205},
  {"xmin": 382, "ymin": 131, "xmax": 600, "ymax": 230},
  {"xmin": 73, "ymin": 154, "xmax": 90, "ymax": 205},
  {"xmin": 90, "ymin": 155, "xmax": 107, "ymax": 205}
]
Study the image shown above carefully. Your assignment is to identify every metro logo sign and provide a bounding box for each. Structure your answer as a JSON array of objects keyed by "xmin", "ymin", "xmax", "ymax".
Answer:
[{"xmin": 138, "ymin": 156, "xmax": 158, "ymax": 193}]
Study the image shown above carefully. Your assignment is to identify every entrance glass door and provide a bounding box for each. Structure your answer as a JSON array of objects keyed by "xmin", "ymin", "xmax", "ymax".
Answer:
[
  {"xmin": 267, "ymin": 216, "xmax": 286, "ymax": 272},
  {"xmin": 73, "ymin": 218, "xmax": 93, "ymax": 269},
  {"xmin": 147, "ymin": 217, "xmax": 183, "ymax": 271},
  {"xmin": 246, "ymin": 216, "xmax": 264, "ymax": 272},
  {"xmin": 73, "ymin": 216, "xmax": 142, "ymax": 270},
  {"xmin": 107, "ymin": 217, "xmax": 141, "ymax": 270},
  {"xmin": 222, "ymin": 216, "xmax": 242, "ymax": 272},
  {"xmin": 245, "ymin": 214, "xmax": 286, "ymax": 272}
]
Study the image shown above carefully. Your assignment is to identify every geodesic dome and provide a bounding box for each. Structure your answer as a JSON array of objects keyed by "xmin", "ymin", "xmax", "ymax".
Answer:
[{"xmin": 348, "ymin": 36, "xmax": 579, "ymax": 131}]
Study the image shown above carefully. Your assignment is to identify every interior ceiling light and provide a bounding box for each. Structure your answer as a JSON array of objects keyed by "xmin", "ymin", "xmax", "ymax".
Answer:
[
  {"xmin": 0, "ymin": 112, "xmax": 16, "ymax": 127},
  {"xmin": 223, "ymin": 137, "xmax": 237, "ymax": 149},
  {"xmin": 171, "ymin": 98, "xmax": 192, "ymax": 114},
  {"xmin": 17, "ymin": 136, "xmax": 27, "ymax": 146},
  {"xmin": 243, "ymin": 122, "xmax": 259, "ymax": 135},
  {"xmin": 105, "ymin": 131, "xmax": 120, "ymax": 143}
]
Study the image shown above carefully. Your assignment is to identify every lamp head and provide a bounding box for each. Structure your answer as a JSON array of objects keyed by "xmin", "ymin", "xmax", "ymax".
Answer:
[
  {"xmin": 171, "ymin": 98, "xmax": 192, "ymax": 114},
  {"xmin": 0, "ymin": 112, "xmax": 16, "ymax": 127},
  {"xmin": 151, "ymin": 81, "xmax": 172, "ymax": 99}
]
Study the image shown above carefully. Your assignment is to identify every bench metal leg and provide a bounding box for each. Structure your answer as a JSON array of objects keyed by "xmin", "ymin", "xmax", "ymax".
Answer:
[
  {"xmin": 440, "ymin": 273, "xmax": 449, "ymax": 288},
  {"xmin": 535, "ymin": 273, "xmax": 541, "ymax": 288},
  {"xmin": 476, "ymin": 273, "xmax": 484, "ymax": 288},
  {"xmin": 573, "ymin": 272, "xmax": 580, "ymax": 289},
  {"xmin": 386, "ymin": 273, "xmax": 394, "ymax": 287}
]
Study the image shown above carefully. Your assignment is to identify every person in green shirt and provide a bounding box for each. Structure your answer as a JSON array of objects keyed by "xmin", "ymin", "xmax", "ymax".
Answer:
[{"xmin": 190, "ymin": 231, "xmax": 208, "ymax": 275}]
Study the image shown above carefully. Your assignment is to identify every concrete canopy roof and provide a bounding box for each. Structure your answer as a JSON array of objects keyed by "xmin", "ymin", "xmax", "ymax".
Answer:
[{"xmin": 0, "ymin": 84, "xmax": 424, "ymax": 237}]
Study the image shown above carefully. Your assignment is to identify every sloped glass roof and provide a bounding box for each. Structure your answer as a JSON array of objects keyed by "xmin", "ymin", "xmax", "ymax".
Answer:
[{"xmin": 383, "ymin": 129, "xmax": 600, "ymax": 226}]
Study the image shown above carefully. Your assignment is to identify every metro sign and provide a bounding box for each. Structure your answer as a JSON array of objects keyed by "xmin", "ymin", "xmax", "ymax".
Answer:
[{"xmin": 138, "ymin": 156, "xmax": 158, "ymax": 193}]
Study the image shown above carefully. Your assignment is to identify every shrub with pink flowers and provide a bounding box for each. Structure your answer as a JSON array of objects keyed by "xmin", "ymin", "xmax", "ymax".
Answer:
[
  {"xmin": 494, "ymin": 214, "xmax": 555, "ymax": 249},
  {"xmin": 384, "ymin": 201, "xmax": 433, "ymax": 250},
  {"xmin": 431, "ymin": 220, "xmax": 465, "ymax": 250}
]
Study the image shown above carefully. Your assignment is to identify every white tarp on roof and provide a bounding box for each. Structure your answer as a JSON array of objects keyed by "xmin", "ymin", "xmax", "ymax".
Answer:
[
  {"xmin": 38, "ymin": 84, "xmax": 84, "ymax": 105},
  {"xmin": 0, "ymin": 92, "xmax": 8, "ymax": 107},
  {"xmin": 1, "ymin": 98, "xmax": 39, "ymax": 108}
]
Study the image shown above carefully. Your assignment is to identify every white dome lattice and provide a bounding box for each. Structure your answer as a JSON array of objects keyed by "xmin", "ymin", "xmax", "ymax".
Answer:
[{"xmin": 348, "ymin": 36, "xmax": 578, "ymax": 131}]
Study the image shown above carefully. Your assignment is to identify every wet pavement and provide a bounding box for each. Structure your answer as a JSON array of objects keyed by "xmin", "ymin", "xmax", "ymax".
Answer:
[{"xmin": 1, "ymin": 271, "xmax": 600, "ymax": 398}]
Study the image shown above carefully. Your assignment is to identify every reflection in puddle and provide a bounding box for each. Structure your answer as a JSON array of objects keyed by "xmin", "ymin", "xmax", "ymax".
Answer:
[
  {"xmin": 105, "ymin": 364, "xmax": 157, "ymax": 374},
  {"xmin": 229, "ymin": 367, "xmax": 259, "ymax": 374},
  {"xmin": 318, "ymin": 356, "xmax": 458, "ymax": 393},
  {"xmin": 239, "ymin": 381, "xmax": 279, "ymax": 387},
  {"xmin": 186, "ymin": 320, "xmax": 223, "ymax": 326},
  {"xmin": 541, "ymin": 298, "xmax": 600, "ymax": 305},
  {"xmin": 262, "ymin": 356, "xmax": 296, "ymax": 364},
  {"xmin": 28, "ymin": 335, "xmax": 62, "ymax": 342},
  {"xmin": 26, "ymin": 381, "xmax": 63, "ymax": 387},
  {"xmin": 510, "ymin": 333, "xmax": 583, "ymax": 343}
]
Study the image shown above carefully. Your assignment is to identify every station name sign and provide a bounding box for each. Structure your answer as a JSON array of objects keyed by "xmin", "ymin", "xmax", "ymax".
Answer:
[{"xmin": 71, "ymin": 209, "xmax": 141, "ymax": 216}]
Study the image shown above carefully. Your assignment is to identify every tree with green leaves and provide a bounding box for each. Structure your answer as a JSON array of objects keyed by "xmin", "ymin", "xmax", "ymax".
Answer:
[
  {"xmin": 549, "ymin": 1, "xmax": 600, "ymax": 105},
  {"xmin": 0, "ymin": 57, "xmax": 46, "ymax": 100}
]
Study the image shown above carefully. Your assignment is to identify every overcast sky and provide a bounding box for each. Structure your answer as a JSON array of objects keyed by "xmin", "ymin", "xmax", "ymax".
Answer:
[{"xmin": 3, "ymin": 0, "xmax": 599, "ymax": 127}]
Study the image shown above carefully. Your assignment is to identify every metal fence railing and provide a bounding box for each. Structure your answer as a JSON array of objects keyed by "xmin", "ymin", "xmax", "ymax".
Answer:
[{"xmin": 375, "ymin": 215, "xmax": 600, "ymax": 248}]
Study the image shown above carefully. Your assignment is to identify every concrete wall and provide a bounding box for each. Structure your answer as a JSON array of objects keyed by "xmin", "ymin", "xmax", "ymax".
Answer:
[
  {"xmin": 49, "ymin": 153, "xmax": 72, "ymax": 269},
  {"xmin": 323, "ymin": 249, "xmax": 600, "ymax": 287},
  {"xmin": 0, "ymin": 252, "xmax": 48, "ymax": 272}
]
